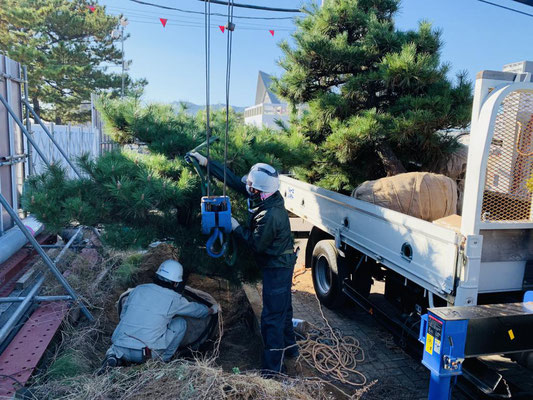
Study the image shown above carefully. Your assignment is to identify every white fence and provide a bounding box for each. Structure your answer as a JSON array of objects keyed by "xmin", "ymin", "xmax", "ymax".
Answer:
[{"xmin": 30, "ymin": 122, "xmax": 100, "ymax": 178}]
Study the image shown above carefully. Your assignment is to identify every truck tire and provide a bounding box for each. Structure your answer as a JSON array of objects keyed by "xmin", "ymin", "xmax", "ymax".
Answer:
[
  {"xmin": 510, "ymin": 351, "xmax": 533, "ymax": 370},
  {"xmin": 311, "ymin": 240, "xmax": 346, "ymax": 309}
]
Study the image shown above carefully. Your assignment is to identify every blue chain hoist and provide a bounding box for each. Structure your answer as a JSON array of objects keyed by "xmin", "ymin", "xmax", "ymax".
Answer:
[{"xmin": 187, "ymin": 0, "xmax": 235, "ymax": 261}]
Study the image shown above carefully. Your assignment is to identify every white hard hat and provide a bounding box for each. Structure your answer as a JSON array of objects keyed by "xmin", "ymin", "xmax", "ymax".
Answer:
[
  {"xmin": 241, "ymin": 163, "xmax": 280, "ymax": 193},
  {"xmin": 156, "ymin": 259, "xmax": 183, "ymax": 283}
]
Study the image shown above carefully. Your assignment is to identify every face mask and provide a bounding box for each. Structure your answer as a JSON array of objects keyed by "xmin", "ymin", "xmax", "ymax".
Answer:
[{"xmin": 247, "ymin": 193, "xmax": 262, "ymax": 212}]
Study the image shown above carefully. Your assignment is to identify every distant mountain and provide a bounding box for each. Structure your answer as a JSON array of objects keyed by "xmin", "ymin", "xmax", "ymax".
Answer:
[{"xmin": 172, "ymin": 101, "xmax": 246, "ymax": 115}]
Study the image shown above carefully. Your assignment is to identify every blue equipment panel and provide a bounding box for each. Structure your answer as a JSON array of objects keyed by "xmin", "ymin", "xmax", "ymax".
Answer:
[
  {"xmin": 419, "ymin": 313, "xmax": 468, "ymax": 376},
  {"xmin": 419, "ymin": 300, "xmax": 533, "ymax": 399},
  {"xmin": 201, "ymin": 196, "xmax": 232, "ymax": 258},
  {"xmin": 201, "ymin": 196, "xmax": 232, "ymax": 235},
  {"xmin": 419, "ymin": 312, "xmax": 468, "ymax": 400}
]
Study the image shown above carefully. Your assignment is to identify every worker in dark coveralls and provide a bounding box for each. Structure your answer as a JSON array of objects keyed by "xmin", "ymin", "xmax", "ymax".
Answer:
[{"xmin": 189, "ymin": 152, "xmax": 298, "ymax": 375}]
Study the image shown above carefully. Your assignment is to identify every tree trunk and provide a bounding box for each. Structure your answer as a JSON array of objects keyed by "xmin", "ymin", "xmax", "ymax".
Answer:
[
  {"xmin": 375, "ymin": 142, "xmax": 407, "ymax": 176},
  {"xmin": 32, "ymin": 97, "xmax": 41, "ymax": 118}
]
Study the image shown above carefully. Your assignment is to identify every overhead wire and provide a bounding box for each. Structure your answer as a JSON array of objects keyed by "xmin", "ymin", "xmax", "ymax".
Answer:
[
  {"xmin": 205, "ymin": 0, "xmax": 211, "ymax": 197},
  {"xmin": 476, "ymin": 0, "xmax": 533, "ymax": 17},
  {"xmin": 129, "ymin": 0, "xmax": 299, "ymax": 20},
  {"xmin": 118, "ymin": 15, "xmax": 294, "ymax": 30},
  {"xmin": 107, "ymin": 5, "xmax": 295, "ymax": 30},
  {"xmin": 195, "ymin": 0, "xmax": 301, "ymax": 13},
  {"xmin": 223, "ymin": 0, "xmax": 234, "ymax": 197},
  {"xmin": 124, "ymin": 17, "xmax": 293, "ymax": 31},
  {"xmin": 512, "ymin": 0, "xmax": 533, "ymax": 7}
]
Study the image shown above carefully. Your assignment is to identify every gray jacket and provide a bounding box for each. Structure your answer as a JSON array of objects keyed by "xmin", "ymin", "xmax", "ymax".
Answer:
[{"xmin": 112, "ymin": 283, "xmax": 209, "ymax": 350}]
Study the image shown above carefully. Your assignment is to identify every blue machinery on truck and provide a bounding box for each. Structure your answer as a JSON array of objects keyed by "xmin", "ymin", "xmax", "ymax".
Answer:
[{"xmin": 419, "ymin": 292, "xmax": 533, "ymax": 399}]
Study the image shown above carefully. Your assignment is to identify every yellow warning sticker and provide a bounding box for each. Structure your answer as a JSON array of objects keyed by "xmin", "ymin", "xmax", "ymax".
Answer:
[
  {"xmin": 508, "ymin": 329, "xmax": 515, "ymax": 340},
  {"xmin": 426, "ymin": 334, "xmax": 434, "ymax": 355}
]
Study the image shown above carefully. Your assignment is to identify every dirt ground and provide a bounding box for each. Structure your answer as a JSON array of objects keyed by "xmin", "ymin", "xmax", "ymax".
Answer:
[
  {"xmin": 187, "ymin": 274, "xmax": 263, "ymax": 372},
  {"xmin": 103, "ymin": 243, "xmax": 264, "ymax": 373}
]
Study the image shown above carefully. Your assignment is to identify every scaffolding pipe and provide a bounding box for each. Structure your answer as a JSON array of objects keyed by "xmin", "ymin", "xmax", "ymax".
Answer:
[
  {"xmin": 21, "ymin": 98, "xmax": 82, "ymax": 178},
  {"xmin": 0, "ymin": 273, "xmax": 45, "ymax": 346},
  {"xmin": 0, "ymin": 216, "xmax": 43, "ymax": 264},
  {"xmin": 4, "ymin": 58, "xmax": 18, "ymax": 225},
  {"xmin": 0, "ymin": 192, "xmax": 94, "ymax": 322},
  {"xmin": 0, "ymin": 93, "xmax": 50, "ymax": 167},
  {"xmin": 23, "ymin": 66, "xmax": 33, "ymax": 176},
  {"xmin": 24, "ymin": 244, "xmax": 88, "ymax": 249},
  {"xmin": 53, "ymin": 227, "xmax": 81, "ymax": 264},
  {"xmin": 0, "ymin": 295, "xmax": 72, "ymax": 303}
]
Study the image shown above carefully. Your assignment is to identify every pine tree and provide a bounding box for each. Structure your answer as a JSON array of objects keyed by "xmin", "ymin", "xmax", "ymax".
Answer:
[
  {"xmin": 0, "ymin": 0, "xmax": 146, "ymax": 123},
  {"xmin": 22, "ymin": 98, "xmax": 313, "ymax": 281},
  {"xmin": 275, "ymin": 0, "xmax": 473, "ymax": 192}
]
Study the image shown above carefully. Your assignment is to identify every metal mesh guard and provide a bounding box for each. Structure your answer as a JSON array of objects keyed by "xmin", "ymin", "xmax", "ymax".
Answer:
[{"xmin": 482, "ymin": 90, "xmax": 533, "ymax": 222}]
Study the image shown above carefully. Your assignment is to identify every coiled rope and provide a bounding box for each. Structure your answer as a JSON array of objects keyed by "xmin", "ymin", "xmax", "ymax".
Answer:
[{"xmin": 296, "ymin": 299, "xmax": 367, "ymax": 387}]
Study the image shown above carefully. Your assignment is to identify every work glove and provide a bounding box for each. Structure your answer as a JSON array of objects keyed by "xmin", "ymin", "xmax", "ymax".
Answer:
[
  {"xmin": 231, "ymin": 217, "xmax": 240, "ymax": 231},
  {"xmin": 189, "ymin": 152, "xmax": 207, "ymax": 167},
  {"xmin": 209, "ymin": 304, "xmax": 220, "ymax": 315}
]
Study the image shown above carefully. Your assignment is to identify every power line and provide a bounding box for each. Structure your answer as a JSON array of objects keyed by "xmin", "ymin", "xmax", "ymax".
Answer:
[
  {"xmin": 125, "ymin": 17, "xmax": 293, "ymax": 31},
  {"xmin": 107, "ymin": 7, "xmax": 293, "ymax": 29},
  {"xmin": 205, "ymin": 0, "xmax": 211, "ymax": 197},
  {"xmin": 476, "ymin": 0, "xmax": 533, "ymax": 18},
  {"xmin": 128, "ymin": 0, "xmax": 298, "ymax": 20},
  {"xmin": 107, "ymin": 6, "xmax": 295, "ymax": 29},
  {"xmin": 223, "ymin": 0, "xmax": 234, "ymax": 197},
  {"xmin": 195, "ymin": 0, "xmax": 301, "ymax": 13},
  {"xmin": 511, "ymin": 0, "xmax": 533, "ymax": 7}
]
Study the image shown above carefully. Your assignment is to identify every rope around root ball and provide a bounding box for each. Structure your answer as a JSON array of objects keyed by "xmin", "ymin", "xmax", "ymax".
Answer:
[{"xmin": 295, "ymin": 297, "xmax": 367, "ymax": 387}]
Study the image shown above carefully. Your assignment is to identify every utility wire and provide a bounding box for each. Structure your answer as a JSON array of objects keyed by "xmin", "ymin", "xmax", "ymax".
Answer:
[
  {"xmin": 107, "ymin": 6, "xmax": 295, "ymax": 29},
  {"xmin": 112, "ymin": 9, "xmax": 294, "ymax": 29},
  {"xmin": 476, "ymin": 0, "xmax": 533, "ymax": 17},
  {"xmin": 129, "ymin": 0, "xmax": 298, "ymax": 20},
  {"xmin": 223, "ymin": 0, "xmax": 234, "ymax": 197},
  {"xmin": 511, "ymin": 0, "xmax": 533, "ymax": 7},
  {"xmin": 125, "ymin": 17, "xmax": 293, "ymax": 31},
  {"xmin": 195, "ymin": 0, "xmax": 301, "ymax": 12},
  {"xmin": 205, "ymin": 0, "xmax": 211, "ymax": 197}
]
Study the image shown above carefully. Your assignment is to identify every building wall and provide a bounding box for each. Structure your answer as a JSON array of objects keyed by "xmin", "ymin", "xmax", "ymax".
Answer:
[
  {"xmin": 244, "ymin": 114, "xmax": 290, "ymax": 131},
  {"xmin": 245, "ymin": 114, "xmax": 264, "ymax": 128},
  {"xmin": 244, "ymin": 102, "xmax": 290, "ymax": 131},
  {"xmin": 0, "ymin": 55, "xmax": 24, "ymax": 234}
]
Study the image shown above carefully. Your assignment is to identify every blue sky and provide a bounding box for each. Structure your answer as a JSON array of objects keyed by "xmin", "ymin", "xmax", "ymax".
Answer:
[{"xmin": 99, "ymin": 0, "xmax": 533, "ymax": 107}]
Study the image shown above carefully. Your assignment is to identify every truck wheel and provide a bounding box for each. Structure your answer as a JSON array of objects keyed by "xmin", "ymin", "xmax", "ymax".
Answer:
[
  {"xmin": 510, "ymin": 351, "xmax": 533, "ymax": 369},
  {"xmin": 311, "ymin": 240, "xmax": 346, "ymax": 309}
]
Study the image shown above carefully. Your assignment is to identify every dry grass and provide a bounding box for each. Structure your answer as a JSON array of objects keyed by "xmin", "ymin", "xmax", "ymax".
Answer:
[
  {"xmin": 27, "ymin": 359, "xmax": 339, "ymax": 400},
  {"xmin": 27, "ymin": 235, "xmax": 382, "ymax": 400}
]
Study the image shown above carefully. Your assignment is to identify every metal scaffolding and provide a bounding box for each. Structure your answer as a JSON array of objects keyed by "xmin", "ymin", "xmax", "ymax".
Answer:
[{"xmin": 0, "ymin": 55, "xmax": 95, "ymax": 350}]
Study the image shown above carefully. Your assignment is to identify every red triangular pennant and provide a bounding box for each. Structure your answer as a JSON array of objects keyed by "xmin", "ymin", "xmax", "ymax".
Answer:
[
  {"xmin": 160, "ymin": 18, "xmax": 168, "ymax": 27},
  {"xmin": 219, "ymin": 25, "xmax": 225, "ymax": 33},
  {"xmin": 88, "ymin": 5, "xmax": 96, "ymax": 12},
  {"xmin": 269, "ymin": 30, "xmax": 275, "ymax": 36}
]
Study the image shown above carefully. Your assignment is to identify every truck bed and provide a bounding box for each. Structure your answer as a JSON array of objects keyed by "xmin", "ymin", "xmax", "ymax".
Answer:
[{"xmin": 279, "ymin": 175, "xmax": 462, "ymax": 301}]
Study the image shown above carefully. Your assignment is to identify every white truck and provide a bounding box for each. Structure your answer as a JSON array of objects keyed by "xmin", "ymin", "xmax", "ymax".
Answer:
[{"xmin": 280, "ymin": 62, "xmax": 533, "ymax": 343}]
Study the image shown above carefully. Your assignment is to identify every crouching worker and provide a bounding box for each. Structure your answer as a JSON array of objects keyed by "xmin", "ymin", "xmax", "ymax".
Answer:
[{"xmin": 99, "ymin": 260, "xmax": 217, "ymax": 373}]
